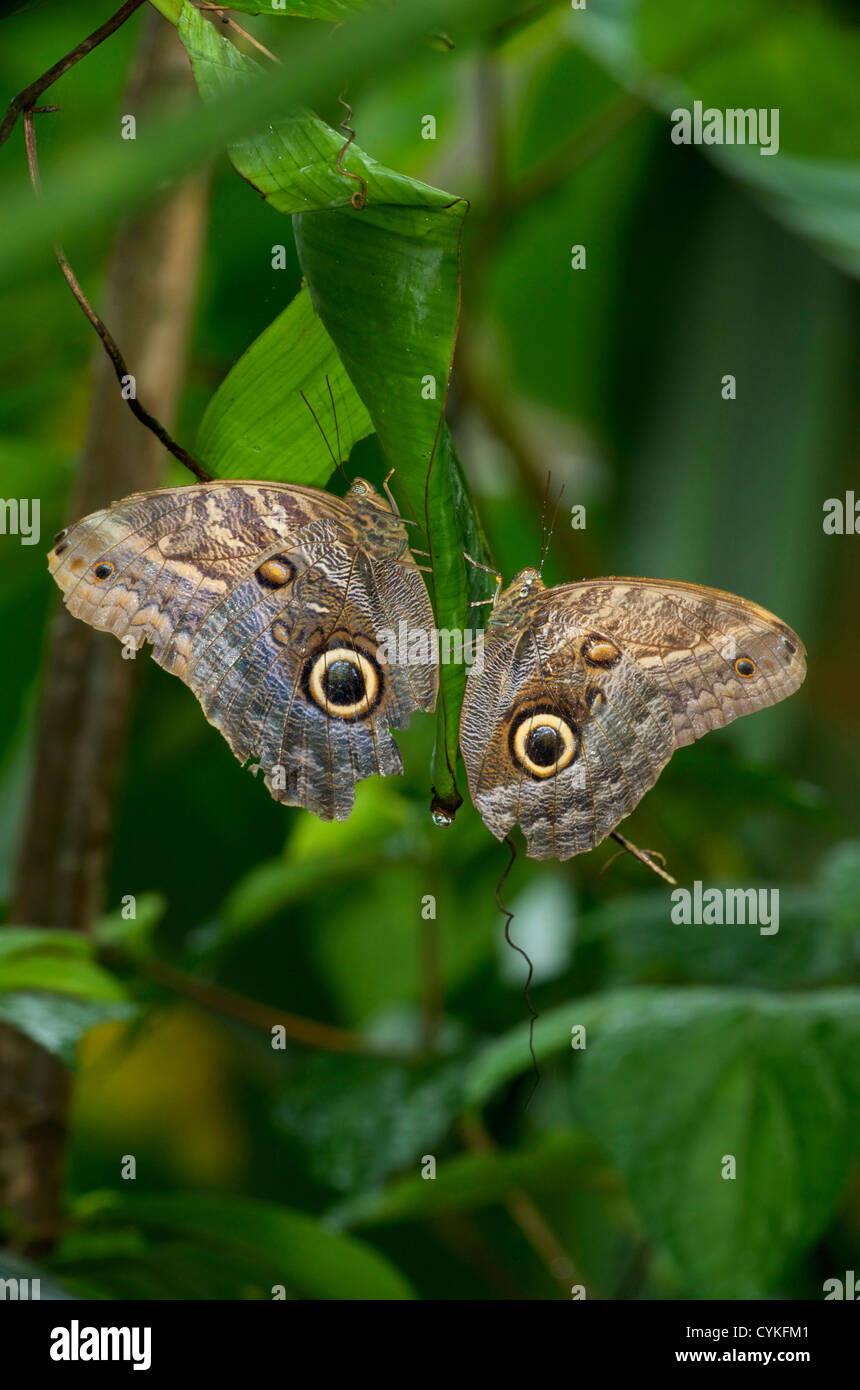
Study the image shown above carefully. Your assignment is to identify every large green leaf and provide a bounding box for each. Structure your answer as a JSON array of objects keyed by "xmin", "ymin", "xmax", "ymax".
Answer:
[
  {"xmin": 195, "ymin": 285, "xmax": 373, "ymax": 482},
  {"xmin": 467, "ymin": 984, "xmax": 860, "ymax": 1296},
  {"xmin": 274, "ymin": 1053, "xmax": 465, "ymax": 1194},
  {"xmin": 67, "ymin": 1191, "xmax": 414, "ymax": 1300},
  {"xmin": 179, "ymin": 2, "xmax": 495, "ymax": 810},
  {"xmin": 577, "ymin": 988, "xmax": 860, "ymax": 1298}
]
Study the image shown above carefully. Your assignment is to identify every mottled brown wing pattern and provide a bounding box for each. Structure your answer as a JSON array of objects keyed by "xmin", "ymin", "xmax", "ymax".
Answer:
[
  {"xmin": 559, "ymin": 578, "xmax": 805, "ymax": 747},
  {"xmin": 48, "ymin": 481, "xmax": 437, "ymax": 821},
  {"xmin": 460, "ymin": 572, "xmax": 806, "ymax": 860}
]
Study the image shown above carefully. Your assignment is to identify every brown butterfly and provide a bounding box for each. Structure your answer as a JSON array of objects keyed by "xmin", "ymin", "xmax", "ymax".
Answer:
[
  {"xmin": 459, "ymin": 569, "xmax": 806, "ymax": 860},
  {"xmin": 48, "ymin": 478, "xmax": 437, "ymax": 821}
]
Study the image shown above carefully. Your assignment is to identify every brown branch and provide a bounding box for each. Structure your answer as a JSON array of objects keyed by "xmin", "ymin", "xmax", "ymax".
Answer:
[
  {"xmin": 22, "ymin": 108, "xmax": 211, "ymax": 484},
  {"xmin": 0, "ymin": 0, "xmax": 148, "ymax": 150},
  {"xmin": 128, "ymin": 956, "xmax": 418, "ymax": 1061},
  {"xmin": 3, "ymin": 11, "xmax": 211, "ymax": 1255}
]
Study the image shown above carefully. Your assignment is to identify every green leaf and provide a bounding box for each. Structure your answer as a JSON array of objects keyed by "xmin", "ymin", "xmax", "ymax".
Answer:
[
  {"xmin": 574, "ymin": 0, "xmax": 860, "ymax": 276},
  {"xmin": 195, "ymin": 285, "xmax": 373, "ymax": 482},
  {"xmin": 333, "ymin": 1130, "xmax": 606, "ymax": 1227},
  {"xmin": 69, "ymin": 1191, "xmax": 414, "ymax": 1299},
  {"xmin": 275, "ymin": 1053, "xmax": 465, "ymax": 1193},
  {"xmin": 179, "ymin": 2, "xmax": 494, "ymax": 809},
  {"xmin": 0, "ymin": 0, "xmax": 493, "ymax": 284},
  {"xmin": 221, "ymin": 1, "xmax": 372, "ymax": 16},
  {"xmin": 465, "ymin": 990, "xmax": 635, "ymax": 1107},
  {"xmin": 0, "ymin": 928, "xmax": 92, "ymax": 962},
  {"xmin": 93, "ymin": 892, "xmax": 167, "ymax": 957},
  {"xmin": 0, "ymin": 930, "xmax": 127, "ymax": 1001},
  {"xmin": 578, "ymin": 883, "xmax": 853, "ymax": 990},
  {"xmin": 577, "ymin": 988, "xmax": 860, "ymax": 1298},
  {"xmin": 0, "ymin": 994, "xmax": 136, "ymax": 1067}
]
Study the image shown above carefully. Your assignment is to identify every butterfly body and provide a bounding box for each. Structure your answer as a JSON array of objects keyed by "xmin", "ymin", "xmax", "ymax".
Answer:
[
  {"xmin": 460, "ymin": 569, "xmax": 806, "ymax": 860},
  {"xmin": 49, "ymin": 479, "xmax": 437, "ymax": 821}
]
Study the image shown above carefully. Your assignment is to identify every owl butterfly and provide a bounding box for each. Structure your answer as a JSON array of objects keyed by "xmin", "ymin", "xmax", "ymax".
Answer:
[
  {"xmin": 460, "ymin": 570, "xmax": 806, "ymax": 860},
  {"xmin": 48, "ymin": 479, "xmax": 437, "ymax": 821}
]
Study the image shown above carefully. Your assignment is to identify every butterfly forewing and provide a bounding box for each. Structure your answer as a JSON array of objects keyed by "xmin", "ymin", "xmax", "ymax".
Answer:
[
  {"xmin": 49, "ymin": 481, "xmax": 437, "ymax": 821},
  {"xmin": 460, "ymin": 574, "xmax": 806, "ymax": 860}
]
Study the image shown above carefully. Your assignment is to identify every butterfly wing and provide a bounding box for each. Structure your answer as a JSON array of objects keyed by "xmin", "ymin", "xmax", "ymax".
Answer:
[
  {"xmin": 49, "ymin": 482, "xmax": 437, "ymax": 821},
  {"xmin": 460, "ymin": 576, "xmax": 805, "ymax": 860}
]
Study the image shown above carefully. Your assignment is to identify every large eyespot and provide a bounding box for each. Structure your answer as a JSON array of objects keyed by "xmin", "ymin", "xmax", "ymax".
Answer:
[
  {"xmin": 256, "ymin": 556, "xmax": 295, "ymax": 589},
  {"xmin": 304, "ymin": 646, "xmax": 381, "ymax": 720},
  {"xmin": 510, "ymin": 710, "xmax": 578, "ymax": 780},
  {"xmin": 581, "ymin": 633, "xmax": 621, "ymax": 668},
  {"xmin": 93, "ymin": 562, "xmax": 114, "ymax": 582},
  {"xmin": 734, "ymin": 656, "xmax": 756, "ymax": 678}
]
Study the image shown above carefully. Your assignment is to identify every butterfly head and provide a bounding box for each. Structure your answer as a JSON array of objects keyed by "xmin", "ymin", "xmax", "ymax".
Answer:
[
  {"xmin": 486, "ymin": 567, "xmax": 547, "ymax": 629},
  {"xmin": 506, "ymin": 566, "xmax": 546, "ymax": 603}
]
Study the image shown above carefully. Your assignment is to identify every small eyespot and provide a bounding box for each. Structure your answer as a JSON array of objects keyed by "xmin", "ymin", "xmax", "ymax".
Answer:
[
  {"xmin": 586, "ymin": 686, "xmax": 605, "ymax": 710},
  {"xmin": 53, "ymin": 528, "xmax": 68, "ymax": 543},
  {"xmin": 781, "ymin": 637, "xmax": 796, "ymax": 655},
  {"xmin": 54, "ymin": 542, "xmax": 69, "ymax": 556},
  {"xmin": 735, "ymin": 656, "xmax": 756, "ymax": 678},
  {"xmin": 582, "ymin": 633, "xmax": 621, "ymax": 668},
  {"xmin": 256, "ymin": 556, "xmax": 295, "ymax": 589},
  {"xmin": 93, "ymin": 562, "xmax": 114, "ymax": 581}
]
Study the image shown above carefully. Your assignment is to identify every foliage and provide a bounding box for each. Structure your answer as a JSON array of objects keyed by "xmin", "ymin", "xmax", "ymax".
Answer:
[{"xmin": 0, "ymin": 0, "xmax": 858, "ymax": 1301}]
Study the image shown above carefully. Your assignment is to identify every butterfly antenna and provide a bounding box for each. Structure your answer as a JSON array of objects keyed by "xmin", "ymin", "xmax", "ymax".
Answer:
[
  {"xmin": 538, "ymin": 480, "xmax": 566, "ymax": 577},
  {"xmin": 300, "ymin": 387, "xmax": 350, "ymax": 486},
  {"xmin": 495, "ymin": 834, "xmax": 540, "ymax": 1107},
  {"xmin": 539, "ymin": 470, "xmax": 552, "ymax": 561},
  {"xmin": 324, "ymin": 374, "xmax": 348, "ymax": 481}
]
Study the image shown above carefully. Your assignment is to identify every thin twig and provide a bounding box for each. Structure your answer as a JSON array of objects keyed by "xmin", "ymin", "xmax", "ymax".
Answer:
[
  {"xmin": 199, "ymin": 4, "xmax": 281, "ymax": 65},
  {"xmin": 23, "ymin": 109, "xmax": 211, "ymax": 483},
  {"xmin": 125, "ymin": 954, "xmax": 419, "ymax": 1061},
  {"xmin": 604, "ymin": 830, "xmax": 677, "ymax": 886},
  {"xmin": 0, "ymin": 0, "xmax": 147, "ymax": 150},
  {"xmin": 336, "ymin": 93, "xmax": 367, "ymax": 209},
  {"xmin": 459, "ymin": 1113, "xmax": 587, "ymax": 1297}
]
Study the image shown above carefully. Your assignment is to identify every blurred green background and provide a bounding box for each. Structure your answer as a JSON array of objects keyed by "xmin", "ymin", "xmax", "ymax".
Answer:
[{"xmin": 0, "ymin": 0, "xmax": 859, "ymax": 1300}]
